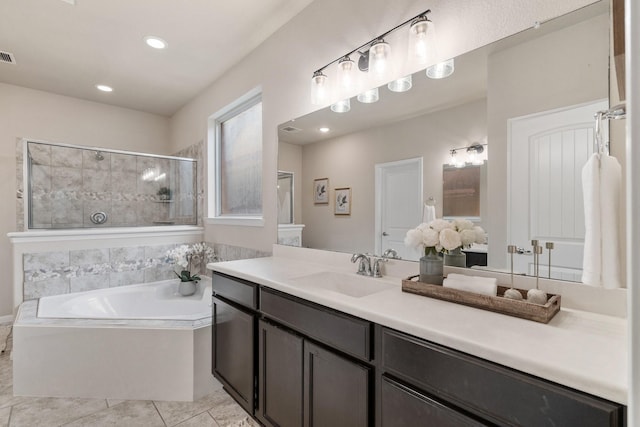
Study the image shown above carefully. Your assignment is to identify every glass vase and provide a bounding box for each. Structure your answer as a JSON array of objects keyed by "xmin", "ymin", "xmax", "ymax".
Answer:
[
  {"xmin": 419, "ymin": 252, "xmax": 443, "ymax": 285},
  {"xmin": 444, "ymin": 247, "xmax": 467, "ymax": 268}
]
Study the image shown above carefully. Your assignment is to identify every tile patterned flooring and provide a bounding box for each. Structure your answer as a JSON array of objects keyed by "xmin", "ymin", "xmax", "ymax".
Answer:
[{"xmin": 0, "ymin": 330, "xmax": 259, "ymax": 427}]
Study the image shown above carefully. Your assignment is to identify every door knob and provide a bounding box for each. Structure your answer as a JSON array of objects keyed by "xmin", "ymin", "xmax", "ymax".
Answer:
[{"xmin": 382, "ymin": 232, "xmax": 389, "ymax": 236}]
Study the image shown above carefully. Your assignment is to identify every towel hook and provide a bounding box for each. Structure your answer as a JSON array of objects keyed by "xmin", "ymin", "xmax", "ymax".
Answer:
[{"xmin": 425, "ymin": 196, "xmax": 436, "ymax": 206}]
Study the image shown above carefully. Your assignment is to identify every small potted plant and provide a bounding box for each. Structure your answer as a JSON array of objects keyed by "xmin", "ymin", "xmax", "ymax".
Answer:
[
  {"xmin": 157, "ymin": 186, "xmax": 172, "ymax": 201},
  {"xmin": 166, "ymin": 243, "xmax": 216, "ymax": 296}
]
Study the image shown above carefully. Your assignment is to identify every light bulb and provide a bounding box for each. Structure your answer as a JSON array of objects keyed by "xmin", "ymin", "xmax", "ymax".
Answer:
[
  {"xmin": 369, "ymin": 39, "xmax": 390, "ymax": 77},
  {"xmin": 408, "ymin": 16, "xmax": 432, "ymax": 65},
  {"xmin": 388, "ymin": 75, "xmax": 412, "ymax": 93},
  {"xmin": 337, "ymin": 56, "xmax": 355, "ymax": 92},
  {"xmin": 357, "ymin": 87, "xmax": 379, "ymax": 104},
  {"xmin": 310, "ymin": 71, "xmax": 328, "ymax": 105},
  {"xmin": 331, "ymin": 98, "xmax": 350, "ymax": 113},
  {"xmin": 426, "ymin": 58, "xmax": 455, "ymax": 79}
]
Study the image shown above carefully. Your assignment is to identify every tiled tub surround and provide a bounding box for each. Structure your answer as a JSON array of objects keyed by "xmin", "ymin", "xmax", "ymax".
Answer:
[
  {"xmin": 208, "ymin": 244, "xmax": 628, "ymax": 404},
  {"xmin": 13, "ymin": 285, "xmax": 221, "ymax": 401},
  {"xmin": 23, "ymin": 140, "xmax": 198, "ymax": 229},
  {"xmin": 8, "ymin": 226, "xmax": 206, "ymax": 310},
  {"xmin": 22, "ymin": 243, "xmax": 213, "ymax": 300}
]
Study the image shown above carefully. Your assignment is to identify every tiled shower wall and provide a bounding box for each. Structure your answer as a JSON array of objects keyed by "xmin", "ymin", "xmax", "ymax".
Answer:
[
  {"xmin": 22, "ymin": 241, "xmax": 216, "ymax": 300},
  {"xmin": 16, "ymin": 140, "xmax": 198, "ymax": 230}
]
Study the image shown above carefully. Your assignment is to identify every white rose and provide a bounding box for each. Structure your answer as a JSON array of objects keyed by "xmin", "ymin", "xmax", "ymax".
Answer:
[
  {"xmin": 404, "ymin": 228, "xmax": 424, "ymax": 249},
  {"xmin": 422, "ymin": 228, "xmax": 439, "ymax": 247},
  {"xmin": 454, "ymin": 219, "xmax": 474, "ymax": 231},
  {"xmin": 473, "ymin": 226, "xmax": 486, "ymax": 244},
  {"xmin": 430, "ymin": 219, "xmax": 453, "ymax": 232},
  {"xmin": 439, "ymin": 228, "xmax": 462, "ymax": 251},
  {"xmin": 460, "ymin": 229, "xmax": 476, "ymax": 247},
  {"xmin": 416, "ymin": 222, "xmax": 430, "ymax": 232}
]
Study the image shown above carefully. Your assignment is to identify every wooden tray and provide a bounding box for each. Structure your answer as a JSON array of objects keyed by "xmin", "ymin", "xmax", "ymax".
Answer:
[{"xmin": 402, "ymin": 275, "xmax": 561, "ymax": 324}]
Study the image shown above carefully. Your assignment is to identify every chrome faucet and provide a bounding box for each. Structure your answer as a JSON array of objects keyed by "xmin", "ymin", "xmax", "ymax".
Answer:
[
  {"xmin": 351, "ymin": 253, "xmax": 388, "ymax": 278},
  {"xmin": 372, "ymin": 257, "xmax": 388, "ymax": 278},
  {"xmin": 382, "ymin": 248, "xmax": 401, "ymax": 260},
  {"xmin": 351, "ymin": 253, "xmax": 372, "ymax": 276}
]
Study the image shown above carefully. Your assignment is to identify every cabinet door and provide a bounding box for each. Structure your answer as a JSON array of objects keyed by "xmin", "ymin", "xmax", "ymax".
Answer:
[
  {"xmin": 212, "ymin": 296, "xmax": 255, "ymax": 414},
  {"xmin": 258, "ymin": 320, "xmax": 304, "ymax": 427},
  {"xmin": 380, "ymin": 375, "xmax": 486, "ymax": 427},
  {"xmin": 304, "ymin": 341, "xmax": 370, "ymax": 427}
]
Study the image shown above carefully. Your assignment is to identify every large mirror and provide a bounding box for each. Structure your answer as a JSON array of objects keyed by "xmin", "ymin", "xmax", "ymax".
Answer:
[{"xmin": 278, "ymin": 1, "xmax": 625, "ymax": 282}]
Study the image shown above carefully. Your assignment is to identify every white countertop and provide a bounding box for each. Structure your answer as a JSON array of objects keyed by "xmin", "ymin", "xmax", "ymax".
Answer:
[{"xmin": 208, "ymin": 254, "xmax": 627, "ymax": 405}]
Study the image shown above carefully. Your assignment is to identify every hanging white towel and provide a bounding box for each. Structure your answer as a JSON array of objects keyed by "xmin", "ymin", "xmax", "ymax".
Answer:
[
  {"xmin": 599, "ymin": 155, "xmax": 623, "ymax": 289},
  {"xmin": 581, "ymin": 153, "xmax": 623, "ymax": 289},
  {"xmin": 422, "ymin": 204, "xmax": 436, "ymax": 223}
]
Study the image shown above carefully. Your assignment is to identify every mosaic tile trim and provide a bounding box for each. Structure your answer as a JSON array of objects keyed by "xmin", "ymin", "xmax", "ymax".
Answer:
[{"xmin": 22, "ymin": 242, "xmax": 215, "ymax": 300}]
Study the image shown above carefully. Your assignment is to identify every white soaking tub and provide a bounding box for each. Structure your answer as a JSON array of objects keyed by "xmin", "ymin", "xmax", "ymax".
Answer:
[
  {"xmin": 37, "ymin": 278, "xmax": 212, "ymax": 321},
  {"xmin": 13, "ymin": 277, "xmax": 221, "ymax": 402}
]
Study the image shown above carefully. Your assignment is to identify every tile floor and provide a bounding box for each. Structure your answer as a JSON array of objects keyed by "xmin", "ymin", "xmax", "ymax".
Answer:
[{"xmin": 0, "ymin": 327, "xmax": 259, "ymax": 427}]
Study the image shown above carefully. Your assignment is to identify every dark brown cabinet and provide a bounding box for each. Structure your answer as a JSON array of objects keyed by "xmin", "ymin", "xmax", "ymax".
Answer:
[
  {"xmin": 304, "ymin": 341, "xmax": 370, "ymax": 427},
  {"xmin": 212, "ymin": 295, "xmax": 256, "ymax": 414},
  {"xmin": 257, "ymin": 319, "xmax": 304, "ymax": 427},
  {"xmin": 258, "ymin": 288, "xmax": 372, "ymax": 427},
  {"xmin": 211, "ymin": 272, "xmax": 625, "ymax": 427},
  {"xmin": 380, "ymin": 375, "xmax": 485, "ymax": 427},
  {"xmin": 379, "ymin": 327, "xmax": 625, "ymax": 427}
]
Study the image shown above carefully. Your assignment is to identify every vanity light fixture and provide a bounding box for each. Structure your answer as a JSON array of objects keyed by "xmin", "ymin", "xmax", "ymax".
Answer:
[
  {"xmin": 426, "ymin": 58, "xmax": 455, "ymax": 79},
  {"xmin": 449, "ymin": 142, "xmax": 487, "ymax": 167},
  {"xmin": 310, "ymin": 71, "xmax": 328, "ymax": 106},
  {"xmin": 330, "ymin": 98, "xmax": 351, "ymax": 113},
  {"xmin": 357, "ymin": 87, "xmax": 379, "ymax": 104},
  {"xmin": 467, "ymin": 143, "xmax": 485, "ymax": 165},
  {"xmin": 408, "ymin": 14, "xmax": 434, "ymax": 65},
  {"xmin": 310, "ymin": 9, "xmax": 433, "ymax": 106},
  {"xmin": 369, "ymin": 38, "xmax": 391, "ymax": 78},
  {"xmin": 144, "ymin": 36, "xmax": 168, "ymax": 50},
  {"xmin": 95, "ymin": 84, "xmax": 113, "ymax": 92},
  {"xmin": 388, "ymin": 75, "xmax": 412, "ymax": 92},
  {"xmin": 337, "ymin": 56, "xmax": 356, "ymax": 91}
]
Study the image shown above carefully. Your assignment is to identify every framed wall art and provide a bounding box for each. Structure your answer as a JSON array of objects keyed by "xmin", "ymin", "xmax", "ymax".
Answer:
[
  {"xmin": 313, "ymin": 178, "xmax": 329, "ymax": 204},
  {"xmin": 334, "ymin": 187, "xmax": 351, "ymax": 215}
]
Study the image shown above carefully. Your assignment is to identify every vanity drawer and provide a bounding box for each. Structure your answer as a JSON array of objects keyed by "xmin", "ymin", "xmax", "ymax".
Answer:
[
  {"xmin": 212, "ymin": 272, "xmax": 258, "ymax": 310},
  {"xmin": 260, "ymin": 288, "xmax": 372, "ymax": 361},
  {"xmin": 381, "ymin": 375, "xmax": 486, "ymax": 427},
  {"xmin": 381, "ymin": 328, "xmax": 623, "ymax": 427}
]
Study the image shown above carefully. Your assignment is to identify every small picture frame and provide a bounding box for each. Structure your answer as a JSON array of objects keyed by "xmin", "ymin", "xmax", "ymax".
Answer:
[
  {"xmin": 334, "ymin": 187, "xmax": 351, "ymax": 215},
  {"xmin": 313, "ymin": 178, "xmax": 329, "ymax": 204}
]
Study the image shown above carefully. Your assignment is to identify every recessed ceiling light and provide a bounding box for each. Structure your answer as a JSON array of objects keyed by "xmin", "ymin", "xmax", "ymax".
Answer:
[
  {"xmin": 96, "ymin": 84, "xmax": 113, "ymax": 92},
  {"xmin": 319, "ymin": 127, "xmax": 330, "ymax": 133},
  {"xmin": 144, "ymin": 36, "xmax": 168, "ymax": 50}
]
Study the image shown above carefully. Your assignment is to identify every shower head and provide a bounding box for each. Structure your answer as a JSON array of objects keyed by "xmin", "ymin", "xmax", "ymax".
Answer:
[{"xmin": 94, "ymin": 151, "xmax": 104, "ymax": 161}]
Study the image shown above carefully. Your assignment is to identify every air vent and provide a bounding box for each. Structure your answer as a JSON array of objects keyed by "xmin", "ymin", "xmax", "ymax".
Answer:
[
  {"xmin": 281, "ymin": 126, "xmax": 301, "ymax": 133},
  {"xmin": 0, "ymin": 51, "xmax": 16, "ymax": 65}
]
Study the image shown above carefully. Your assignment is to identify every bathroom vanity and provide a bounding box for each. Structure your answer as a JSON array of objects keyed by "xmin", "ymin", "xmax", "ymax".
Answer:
[{"xmin": 209, "ymin": 252, "xmax": 626, "ymax": 426}]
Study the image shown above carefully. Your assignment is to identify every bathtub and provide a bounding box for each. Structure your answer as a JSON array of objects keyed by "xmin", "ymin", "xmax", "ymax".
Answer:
[
  {"xmin": 12, "ymin": 277, "xmax": 221, "ymax": 402},
  {"xmin": 38, "ymin": 279, "xmax": 212, "ymax": 321}
]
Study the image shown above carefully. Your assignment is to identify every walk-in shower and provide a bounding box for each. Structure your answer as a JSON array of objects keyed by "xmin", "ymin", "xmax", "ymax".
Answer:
[{"xmin": 26, "ymin": 141, "xmax": 198, "ymax": 228}]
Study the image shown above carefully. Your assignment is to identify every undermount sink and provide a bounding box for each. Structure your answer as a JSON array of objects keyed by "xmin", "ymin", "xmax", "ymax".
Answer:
[{"xmin": 289, "ymin": 271, "xmax": 397, "ymax": 298}]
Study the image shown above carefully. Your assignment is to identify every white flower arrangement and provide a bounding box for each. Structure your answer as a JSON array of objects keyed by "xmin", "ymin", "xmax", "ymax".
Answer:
[
  {"xmin": 405, "ymin": 219, "xmax": 486, "ymax": 256},
  {"xmin": 166, "ymin": 243, "xmax": 216, "ymax": 282}
]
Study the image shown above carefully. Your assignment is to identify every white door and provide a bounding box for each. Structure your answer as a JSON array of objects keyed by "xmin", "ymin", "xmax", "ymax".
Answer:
[
  {"xmin": 375, "ymin": 158, "xmax": 423, "ymax": 261},
  {"xmin": 508, "ymin": 100, "xmax": 607, "ymax": 281}
]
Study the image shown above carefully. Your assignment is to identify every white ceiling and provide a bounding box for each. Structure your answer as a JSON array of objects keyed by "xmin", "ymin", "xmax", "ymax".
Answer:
[{"xmin": 0, "ymin": 0, "xmax": 314, "ymax": 116}]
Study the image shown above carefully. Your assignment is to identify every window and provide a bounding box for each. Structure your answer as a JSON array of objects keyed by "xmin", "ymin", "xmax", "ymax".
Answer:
[{"xmin": 208, "ymin": 89, "xmax": 263, "ymax": 226}]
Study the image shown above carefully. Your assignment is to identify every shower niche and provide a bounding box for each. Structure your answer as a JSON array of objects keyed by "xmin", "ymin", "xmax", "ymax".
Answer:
[{"xmin": 26, "ymin": 141, "xmax": 198, "ymax": 229}]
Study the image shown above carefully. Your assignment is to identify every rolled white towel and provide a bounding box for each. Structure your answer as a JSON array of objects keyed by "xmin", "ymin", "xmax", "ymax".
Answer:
[
  {"xmin": 443, "ymin": 278, "xmax": 497, "ymax": 297},
  {"xmin": 446, "ymin": 273, "xmax": 497, "ymax": 286}
]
